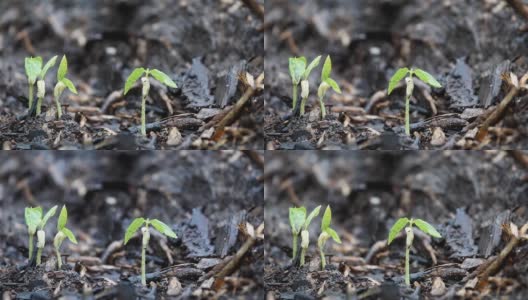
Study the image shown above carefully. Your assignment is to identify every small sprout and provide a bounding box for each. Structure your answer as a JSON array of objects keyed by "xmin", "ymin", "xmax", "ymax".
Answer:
[
  {"xmin": 53, "ymin": 206, "xmax": 77, "ymax": 269},
  {"xmin": 387, "ymin": 68, "xmax": 441, "ymax": 136},
  {"xmin": 317, "ymin": 206, "xmax": 341, "ymax": 270},
  {"xmin": 25, "ymin": 206, "xmax": 43, "ymax": 261},
  {"xmin": 25, "ymin": 57, "xmax": 42, "ymax": 110},
  {"xmin": 33, "ymin": 56, "xmax": 58, "ymax": 115},
  {"xmin": 53, "ymin": 55, "xmax": 78, "ymax": 119},
  {"xmin": 289, "ymin": 56, "xmax": 321, "ymax": 115},
  {"xmin": 289, "ymin": 205, "xmax": 321, "ymax": 266},
  {"xmin": 317, "ymin": 56, "xmax": 341, "ymax": 119},
  {"xmin": 27, "ymin": 205, "xmax": 58, "ymax": 265},
  {"xmin": 387, "ymin": 217, "xmax": 441, "ymax": 286},
  {"xmin": 124, "ymin": 217, "xmax": 177, "ymax": 286},
  {"xmin": 123, "ymin": 68, "xmax": 177, "ymax": 136}
]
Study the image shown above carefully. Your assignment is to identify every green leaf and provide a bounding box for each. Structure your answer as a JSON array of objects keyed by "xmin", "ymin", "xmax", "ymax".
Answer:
[
  {"xmin": 40, "ymin": 205, "xmax": 58, "ymax": 229},
  {"xmin": 325, "ymin": 227, "xmax": 341, "ymax": 244},
  {"xmin": 303, "ymin": 55, "xmax": 321, "ymax": 80},
  {"xmin": 124, "ymin": 217, "xmax": 145, "ymax": 244},
  {"xmin": 413, "ymin": 69, "xmax": 442, "ymax": 88},
  {"xmin": 387, "ymin": 68, "xmax": 410, "ymax": 95},
  {"xmin": 413, "ymin": 219, "xmax": 441, "ymax": 238},
  {"xmin": 57, "ymin": 55, "xmax": 68, "ymax": 81},
  {"xmin": 40, "ymin": 55, "xmax": 58, "ymax": 79},
  {"xmin": 25, "ymin": 207, "xmax": 42, "ymax": 233},
  {"xmin": 289, "ymin": 207, "xmax": 306, "ymax": 234},
  {"xmin": 124, "ymin": 68, "xmax": 146, "ymax": 95},
  {"xmin": 325, "ymin": 78, "xmax": 341, "ymax": 94},
  {"xmin": 61, "ymin": 227, "xmax": 77, "ymax": 244},
  {"xmin": 150, "ymin": 69, "xmax": 177, "ymax": 89},
  {"xmin": 62, "ymin": 78, "xmax": 78, "ymax": 94},
  {"xmin": 57, "ymin": 205, "xmax": 68, "ymax": 231},
  {"xmin": 321, "ymin": 205, "xmax": 332, "ymax": 230},
  {"xmin": 150, "ymin": 219, "xmax": 177, "ymax": 239},
  {"xmin": 387, "ymin": 217, "xmax": 409, "ymax": 245},
  {"xmin": 303, "ymin": 205, "xmax": 321, "ymax": 229},
  {"xmin": 289, "ymin": 57, "xmax": 306, "ymax": 84},
  {"xmin": 321, "ymin": 55, "xmax": 332, "ymax": 81},
  {"xmin": 25, "ymin": 57, "xmax": 42, "ymax": 84}
]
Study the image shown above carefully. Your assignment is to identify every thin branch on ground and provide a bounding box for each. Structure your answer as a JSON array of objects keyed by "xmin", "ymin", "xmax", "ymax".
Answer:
[
  {"xmin": 213, "ymin": 73, "xmax": 264, "ymax": 141},
  {"xmin": 505, "ymin": 0, "xmax": 528, "ymax": 20},
  {"xmin": 241, "ymin": 0, "xmax": 264, "ymax": 21},
  {"xmin": 476, "ymin": 72, "xmax": 528, "ymax": 141},
  {"xmin": 215, "ymin": 223, "xmax": 264, "ymax": 278}
]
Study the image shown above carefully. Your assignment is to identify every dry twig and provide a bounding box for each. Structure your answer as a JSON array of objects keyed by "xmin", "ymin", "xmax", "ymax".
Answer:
[
  {"xmin": 477, "ymin": 223, "xmax": 528, "ymax": 283},
  {"xmin": 215, "ymin": 223, "xmax": 264, "ymax": 278},
  {"xmin": 476, "ymin": 72, "xmax": 528, "ymax": 141},
  {"xmin": 505, "ymin": 0, "xmax": 528, "ymax": 20},
  {"xmin": 213, "ymin": 73, "xmax": 264, "ymax": 140},
  {"xmin": 241, "ymin": 0, "xmax": 264, "ymax": 21}
]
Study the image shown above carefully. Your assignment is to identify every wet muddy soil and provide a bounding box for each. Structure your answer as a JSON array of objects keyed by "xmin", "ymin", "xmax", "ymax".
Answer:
[
  {"xmin": 265, "ymin": 0, "xmax": 528, "ymax": 150},
  {"xmin": 264, "ymin": 151, "xmax": 528, "ymax": 299},
  {"xmin": 0, "ymin": 0, "xmax": 264, "ymax": 150},
  {"xmin": 0, "ymin": 150, "xmax": 264, "ymax": 299}
]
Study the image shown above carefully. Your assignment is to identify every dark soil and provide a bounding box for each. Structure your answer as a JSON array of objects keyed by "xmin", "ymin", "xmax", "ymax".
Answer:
[
  {"xmin": 264, "ymin": 0, "xmax": 528, "ymax": 150},
  {"xmin": 264, "ymin": 151, "xmax": 528, "ymax": 299},
  {"xmin": 0, "ymin": 151, "xmax": 264, "ymax": 299},
  {"xmin": 0, "ymin": 0, "xmax": 264, "ymax": 150}
]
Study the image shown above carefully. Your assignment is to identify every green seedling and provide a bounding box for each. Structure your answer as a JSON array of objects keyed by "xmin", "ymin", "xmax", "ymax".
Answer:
[
  {"xmin": 25, "ymin": 57, "xmax": 42, "ymax": 110},
  {"xmin": 53, "ymin": 55, "xmax": 78, "ymax": 119},
  {"xmin": 25, "ymin": 207, "xmax": 42, "ymax": 261},
  {"xmin": 317, "ymin": 206, "xmax": 341, "ymax": 270},
  {"xmin": 124, "ymin": 217, "xmax": 177, "ymax": 286},
  {"xmin": 317, "ymin": 56, "xmax": 341, "ymax": 119},
  {"xmin": 25, "ymin": 205, "xmax": 58, "ymax": 264},
  {"xmin": 387, "ymin": 217, "xmax": 441, "ymax": 286},
  {"xmin": 289, "ymin": 56, "xmax": 321, "ymax": 115},
  {"xmin": 24, "ymin": 56, "xmax": 58, "ymax": 115},
  {"xmin": 387, "ymin": 68, "xmax": 442, "ymax": 136},
  {"xmin": 123, "ymin": 68, "xmax": 177, "ymax": 136},
  {"xmin": 289, "ymin": 205, "xmax": 321, "ymax": 266},
  {"xmin": 53, "ymin": 206, "xmax": 77, "ymax": 269}
]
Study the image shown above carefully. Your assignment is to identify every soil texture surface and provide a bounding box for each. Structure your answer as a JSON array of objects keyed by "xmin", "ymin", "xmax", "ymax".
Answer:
[
  {"xmin": 265, "ymin": 150, "xmax": 528, "ymax": 299},
  {"xmin": 265, "ymin": 0, "xmax": 528, "ymax": 150},
  {"xmin": 0, "ymin": 150, "xmax": 264, "ymax": 299},
  {"xmin": 0, "ymin": 0, "xmax": 264, "ymax": 150}
]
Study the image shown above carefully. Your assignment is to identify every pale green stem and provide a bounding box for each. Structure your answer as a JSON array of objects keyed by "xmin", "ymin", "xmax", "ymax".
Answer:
[
  {"xmin": 36, "ymin": 230, "xmax": 45, "ymax": 265},
  {"xmin": 292, "ymin": 235, "xmax": 298, "ymax": 260},
  {"xmin": 56, "ymin": 248, "xmax": 62, "ymax": 269},
  {"xmin": 36, "ymin": 80, "xmax": 45, "ymax": 115},
  {"xmin": 141, "ymin": 94, "xmax": 147, "ymax": 136},
  {"xmin": 405, "ymin": 244, "xmax": 410, "ymax": 286},
  {"xmin": 405, "ymin": 94, "xmax": 410, "ymax": 136},
  {"xmin": 28, "ymin": 234, "xmax": 33, "ymax": 260},
  {"xmin": 141, "ymin": 243, "xmax": 146, "ymax": 286},
  {"xmin": 300, "ymin": 96, "xmax": 307, "ymax": 115},
  {"xmin": 320, "ymin": 248, "xmax": 326, "ymax": 270},
  {"xmin": 56, "ymin": 99, "xmax": 63, "ymax": 119},
  {"xmin": 404, "ymin": 76, "xmax": 414, "ymax": 136},
  {"xmin": 404, "ymin": 226, "xmax": 414, "ymax": 286},
  {"xmin": 292, "ymin": 84, "xmax": 298, "ymax": 110},
  {"xmin": 319, "ymin": 97, "xmax": 326, "ymax": 119},
  {"xmin": 54, "ymin": 84, "xmax": 64, "ymax": 119},
  {"xmin": 36, "ymin": 248, "xmax": 42, "ymax": 265},
  {"xmin": 140, "ymin": 77, "xmax": 150, "ymax": 137},
  {"xmin": 28, "ymin": 84, "xmax": 34, "ymax": 110},
  {"xmin": 300, "ymin": 80, "xmax": 309, "ymax": 116},
  {"xmin": 300, "ymin": 230, "xmax": 309, "ymax": 266},
  {"xmin": 141, "ymin": 226, "xmax": 150, "ymax": 286},
  {"xmin": 36, "ymin": 97, "xmax": 43, "ymax": 115}
]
